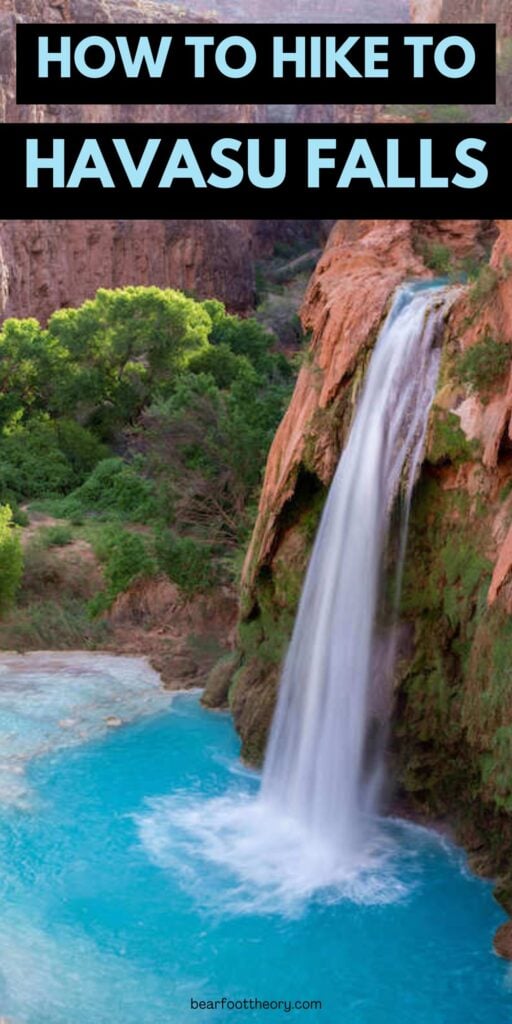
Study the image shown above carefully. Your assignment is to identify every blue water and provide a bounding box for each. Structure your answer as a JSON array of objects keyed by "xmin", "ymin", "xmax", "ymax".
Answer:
[{"xmin": 0, "ymin": 685, "xmax": 509, "ymax": 1023}]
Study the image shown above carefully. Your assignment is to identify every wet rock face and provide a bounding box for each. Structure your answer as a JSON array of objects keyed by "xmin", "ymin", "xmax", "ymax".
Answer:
[
  {"xmin": 230, "ymin": 220, "xmax": 512, "ymax": 957},
  {"xmin": 385, "ymin": 219, "xmax": 512, "ymax": 952},
  {"xmin": 494, "ymin": 920, "xmax": 512, "ymax": 960}
]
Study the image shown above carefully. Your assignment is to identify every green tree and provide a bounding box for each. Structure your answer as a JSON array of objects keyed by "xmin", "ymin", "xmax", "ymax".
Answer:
[
  {"xmin": 0, "ymin": 318, "xmax": 70, "ymax": 430},
  {"xmin": 47, "ymin": 287, "xmax": 212, "ymax": 431},
  {"xmin": 203, "ymin": 299, "xmax": 279, "ymax": 373}
]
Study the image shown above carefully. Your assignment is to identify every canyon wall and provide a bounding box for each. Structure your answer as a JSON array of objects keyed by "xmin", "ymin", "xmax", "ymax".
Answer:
[
  {"xmin": 223, "ymin": 217, "xmax": 493, "ymax": 756},
  {"xmin": 411, "ymin": 0, "xmax": 512, "ymax": 36},
  {"xmin": 0, "ymin": 217, "xmax": 329, "ymax": 323},
  {"xmin": 410, "ymin": 0, "xmax": 512, "ymax": 115},
  {"xmin": 212, "ymin": 216, "xmax": 512, "ymax": 950},
  {"xmin": 0, "ymin": 0, "xmax": 257, "ymax": 318},
  {"xmin": 0, "ymin": 219, "xmax": 259, "ymax": 321},
  {"xmin": 0, "ymin": 0, "xmax": 328, "ymax": 321},
  {"xmin": 182, "ymin": 0, "xmax": 409, "ymax": 22}
]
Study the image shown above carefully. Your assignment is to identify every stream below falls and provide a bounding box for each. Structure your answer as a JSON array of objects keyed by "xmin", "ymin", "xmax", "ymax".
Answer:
[{"xmin": 0, "ymin": 654, "xmax": 508, "ymax": 1023}]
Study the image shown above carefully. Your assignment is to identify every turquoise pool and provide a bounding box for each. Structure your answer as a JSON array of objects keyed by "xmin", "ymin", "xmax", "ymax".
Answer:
[{"xmin": 0, "ymin": 656, "xmax": 508, "ymax": 1023}]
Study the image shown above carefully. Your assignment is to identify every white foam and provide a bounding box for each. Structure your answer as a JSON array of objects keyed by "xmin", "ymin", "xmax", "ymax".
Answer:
[{"xmin": 136, "ymin": 791, "xmax": 414, "ymax": 917}]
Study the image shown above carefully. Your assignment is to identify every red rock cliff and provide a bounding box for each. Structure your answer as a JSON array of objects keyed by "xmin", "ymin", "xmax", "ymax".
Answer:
[{"xmin": 242, "ymin": 218, "xmax": 491, "ymax": 592}]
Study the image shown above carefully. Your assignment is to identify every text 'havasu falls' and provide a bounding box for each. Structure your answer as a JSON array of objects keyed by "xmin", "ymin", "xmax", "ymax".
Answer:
[{"xmin": 25, "ymin": 136, "xmax": 489, "ymax": 190}]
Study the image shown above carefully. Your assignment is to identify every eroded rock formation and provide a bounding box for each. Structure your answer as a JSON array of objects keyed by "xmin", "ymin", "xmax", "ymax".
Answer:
[{"xmin": 0, "ymin": 0, "xmax": 411, "ymax": 323}]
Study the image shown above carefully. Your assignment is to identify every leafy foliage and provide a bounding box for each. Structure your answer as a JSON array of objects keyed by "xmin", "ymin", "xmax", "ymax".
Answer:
[
  {"xmin": 469, "ymin": 265, "xmax": 499, "ymax": 305},
  {"xmin": 139, "ymin": 367, "xmax": 291, "ymax": 548},
  {"xmin": 0, "ymin": 505, "xmax": 23, "ymax": 614},
  {"xmin": 89, "ymin": 530, "xmax": 157, "ymax": 615},
  {"xmin": 0, "ymin": 284, "xmax": 296, "ymax": 605},
  {"xmin": 421, "ymin": 243, "xmax": 453, "ymax": 276},
  {"xmin": 155, "ymin": 531, "xmax": 216, "ymax": 595},
  {"xmin": 428, "ymin": 409, "xmax": 477, "ymax": 465},
  {"xmin": 455, "ymin": 334, "xmax": 511, "ymax": 394},
  {"xmin": 46, "ymin": 286, "xmax": 211, "ymax": 434},
  {"xmin": 0, "ymin": 597, "xmax": 110, "ymax": 651},
  {"xmin": 0, "ymin": 418, "xmax": 106, "ymax": 504},
  {"xmin": 52, "ymin": 458, "xmax": 158, "ymax": 523},
  {"xmin": 39, "ymin": 525, "xmax": 74, "ymax": 548}
]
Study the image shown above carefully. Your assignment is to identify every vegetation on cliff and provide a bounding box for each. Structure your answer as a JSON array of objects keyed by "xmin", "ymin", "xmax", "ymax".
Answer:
[{"xmin": 394, "ymin": 310, "xmax": 512, "ymax": 921}]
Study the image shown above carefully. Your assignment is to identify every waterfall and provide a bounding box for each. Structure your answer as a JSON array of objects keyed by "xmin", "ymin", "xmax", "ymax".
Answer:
[
  {"xmin": 156, "ymin": 281, "xmax": 458, "ymax": 909},
  {"xmin": 260, "ymin": 281, "xmax": 454, "ymax": 862}
]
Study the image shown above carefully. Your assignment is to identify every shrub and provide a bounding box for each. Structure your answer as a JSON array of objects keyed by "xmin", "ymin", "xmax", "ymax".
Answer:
[
  {"xmin": 0, "ymin": 505, "xmax": 23, "ymax": 614},
  {"xmin": 421, "ymin": 242, "xmax": 453, "ymax": 276},
  {"xmin": 0, "ymin": 598, "xmax": 110, "ymax": 651},
  {"xmin": 87, "ymin": 523, "xmax": 123, "ymax": 563},
  {"xmin": 103, "ymin": 531, "xmax": 156, "ymax": 593},
  {"xmin": 0, "ymin": 418, "xmax": 106, "ymax": 504},
  {"xmin": 428, "ymin": 409, "xmax": 476, "ymax": 465},
  {"xmin": 88, "ymin": 530, "xmax": 157, "ymax": 615},
  {"xmin": 11, "ymin": 506, "xmax": 30, "ymax": 528},
  {"xmin": 56, "ymin": 458, "xmax": 158, "ymax": 522},
  {"xmin": 156, "ymin": 530, "xmax": 217, "ymax": 595},
  {"xmin": 256, "ymin": 292, "xmax": 304, "ymax": 348},
  {"xmin": 20, "ymin": 538, "xmax": 97, "ymax": 603},
  {"xmin": 39, "ymin": 525, "xmax": 73, "ymax": 548},
  {"xmin": 188, "ymin": 344, "xmax": 253, "ymax": 389},
  {"xmin": 455, "ymin": 335, "xmax": 511, "ymax": 393},
  {"xmin": 0, "ymin": 421, "xmax": 75, "ymax": 502},
  {"xmin": 469, "ymin": 265, "xmax": 499, "ymax": 305},
  {"xmin": 53, "ymin": 419, "xmax": 108, "ymax": 481},
  {"xmin": 202, "ymin": 300, "xmax": 277, "ymax": 373}
]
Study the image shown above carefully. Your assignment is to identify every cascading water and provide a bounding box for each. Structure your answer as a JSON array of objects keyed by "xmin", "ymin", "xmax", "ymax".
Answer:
[
  {"xmin": 144, "ymin": 281, "xmax": 460, "ymax": 908},
  {"xmin": 260, "ymin": 281, "xmax": 455, "ymax": 861}
]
